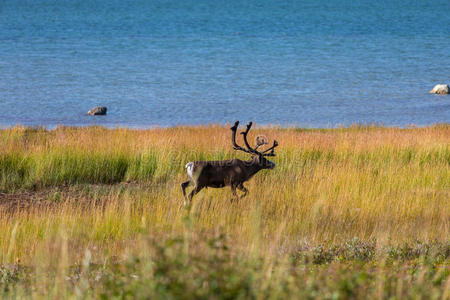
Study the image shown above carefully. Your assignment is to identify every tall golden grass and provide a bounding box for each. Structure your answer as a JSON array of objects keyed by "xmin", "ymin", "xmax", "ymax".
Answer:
[{"xmin": 0, "ymin": 124, "xmax": 448, "ymax": 298}]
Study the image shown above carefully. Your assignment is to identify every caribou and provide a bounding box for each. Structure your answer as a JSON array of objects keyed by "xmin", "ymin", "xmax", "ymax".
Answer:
[{"xmin": 181, "ymin": 121, "xmax": 278, "ymax": 206}]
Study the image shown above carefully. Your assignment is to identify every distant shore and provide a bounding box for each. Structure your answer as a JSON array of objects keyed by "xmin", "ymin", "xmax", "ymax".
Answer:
[{"xmin": 1, "ymin": 122, "xmax": 449, "ymax": 131}]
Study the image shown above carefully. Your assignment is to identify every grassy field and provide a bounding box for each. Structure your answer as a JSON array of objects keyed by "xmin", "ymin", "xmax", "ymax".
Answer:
[{"xmin": 0, "ymin": 124, "xmax": 449, "ymax": 299}]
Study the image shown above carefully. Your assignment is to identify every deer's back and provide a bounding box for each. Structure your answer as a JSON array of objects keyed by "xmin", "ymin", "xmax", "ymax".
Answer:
[{"xmin": 186, "ymin": 159, "xmax": 247, "ymax": 187}]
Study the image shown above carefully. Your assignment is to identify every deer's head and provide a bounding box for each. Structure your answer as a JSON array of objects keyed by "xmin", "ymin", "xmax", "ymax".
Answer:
[{"xmin": 230, "ymin": 121, "xmax": 278, "ymax": 169}]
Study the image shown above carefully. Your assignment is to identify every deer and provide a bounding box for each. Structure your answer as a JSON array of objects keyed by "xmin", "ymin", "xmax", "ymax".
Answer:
[{"xmin": 181, "ymin": 121, "xmax": 278, "ymax": 206}]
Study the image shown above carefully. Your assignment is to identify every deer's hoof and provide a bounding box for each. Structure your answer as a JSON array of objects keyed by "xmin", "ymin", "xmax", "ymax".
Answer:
[{"xmin": 183, "ymin": 200, "xmax": 192, "ymax": 209}]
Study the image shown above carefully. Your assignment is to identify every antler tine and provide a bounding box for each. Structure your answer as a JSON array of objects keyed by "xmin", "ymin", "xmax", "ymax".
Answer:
[
  {"xmin": 240, "ymin": 122, "xmax": 260, "ymax": 154},
  {"xmin": 230, "ymin": 120, "xmax": 239, "ymax": 133},
  {"xmin": 261, "ymin": 140, "xmax": 279, "ymax": 156},
  {"xmin": 230, "ymin": 121, "xmax": 252, "ymax": 154},
  {"xmin": 254, "ymin": 137, "xmax": 267, "ymax": 151}
]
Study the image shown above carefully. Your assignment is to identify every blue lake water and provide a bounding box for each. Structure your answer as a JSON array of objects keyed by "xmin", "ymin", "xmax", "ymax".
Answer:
[{"xmin": 0, "ymin": 0, "xmax": 449, "ymax": 128}]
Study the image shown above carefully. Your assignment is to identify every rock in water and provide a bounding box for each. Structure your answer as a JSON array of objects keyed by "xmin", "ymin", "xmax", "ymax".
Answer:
[
  {"xmin": 87, "ymin": 106, "xmax": 107, "ymax": 115},
  {"xmin": 429, "ymin": 84, "xmax": 449, "ymax": 94}
]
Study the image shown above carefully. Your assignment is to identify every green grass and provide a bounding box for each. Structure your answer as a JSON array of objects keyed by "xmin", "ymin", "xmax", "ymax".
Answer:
[
  {"xmin": 1, "ymin": 234, "xmax": 448, "ymax": 299},
  {"xmin": 0, "ymin": 125, "xmax": 448, "ymax": 299}
]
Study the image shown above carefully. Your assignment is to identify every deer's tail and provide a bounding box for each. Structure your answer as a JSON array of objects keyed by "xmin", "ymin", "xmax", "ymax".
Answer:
[{"xmin": 185, "ymin": 162, "xmax": 194, "ymax": 180}]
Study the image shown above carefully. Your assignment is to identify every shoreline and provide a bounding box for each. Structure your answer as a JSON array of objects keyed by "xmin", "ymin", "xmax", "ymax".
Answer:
[{"xmin": 1, "ymin": 122, "xmax": 449, "ymax": 131}]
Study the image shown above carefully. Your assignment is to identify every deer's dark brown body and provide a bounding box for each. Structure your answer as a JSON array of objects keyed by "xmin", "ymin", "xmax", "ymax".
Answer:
[{"xmin": 181, "ymin": 121, "xmax": 278, "ymax": 206}]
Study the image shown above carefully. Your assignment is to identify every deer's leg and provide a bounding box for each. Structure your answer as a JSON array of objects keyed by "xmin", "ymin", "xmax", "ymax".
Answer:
[
  {"xmin": 237, "ymin": 183, "xmax": 248, "ymax": 199},
  {"xmin": 187, "ymin": 185, "xmax": 203, "ymax": 205},
  {"xmin": 181, "ymin": 180, "xmax": 191, "ymax": 197},
  {"xmin": 181, "ymin": 180, "xmax": 191, "ymax": 205},
  {"xmin": 230, "ymin": 185, "xmax": 239, "ymax": 203}
]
